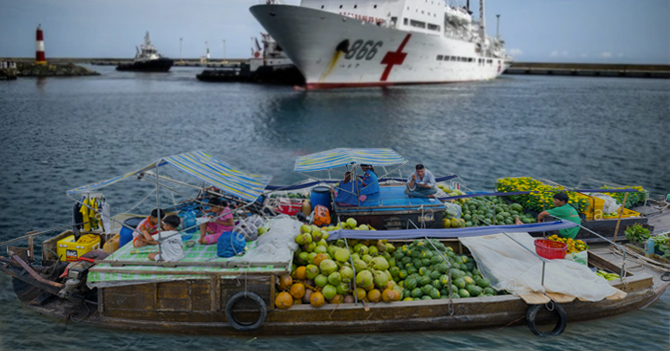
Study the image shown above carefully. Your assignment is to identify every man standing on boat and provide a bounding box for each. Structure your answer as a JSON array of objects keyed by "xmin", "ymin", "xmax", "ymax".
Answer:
[
  {"xmin": 405, "ymin": 164, "xmax": 437, "ymax": 198},
  {"xmin": 517, "ymin": 192, "xmax": 581, "ymax": 239}
]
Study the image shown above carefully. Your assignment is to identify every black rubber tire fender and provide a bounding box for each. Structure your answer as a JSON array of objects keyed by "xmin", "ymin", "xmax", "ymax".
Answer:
[
  {"xmin": 225, "ymin": 291, "xmax": 268, "ymax": 331},
  {"xmin": 526, "ymin": 302, "xmax": 567, "ymax": 337}
]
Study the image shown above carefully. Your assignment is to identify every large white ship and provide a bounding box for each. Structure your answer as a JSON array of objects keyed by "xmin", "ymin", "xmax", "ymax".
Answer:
[{"xmin": 250, "ymin": 0, "xmax": 512, "ymax": 89}]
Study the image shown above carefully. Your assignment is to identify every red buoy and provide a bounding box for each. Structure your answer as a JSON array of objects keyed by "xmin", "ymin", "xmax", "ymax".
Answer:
[{"xmin": 35, "ymin": 24, "xmax": 46, "ymax": 65}]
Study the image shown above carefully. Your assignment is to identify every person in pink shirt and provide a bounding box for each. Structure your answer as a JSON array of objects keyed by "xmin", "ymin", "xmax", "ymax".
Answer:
[{"xmin": 198, "ymin": 198, "xmax": 234, "ymax": 245}]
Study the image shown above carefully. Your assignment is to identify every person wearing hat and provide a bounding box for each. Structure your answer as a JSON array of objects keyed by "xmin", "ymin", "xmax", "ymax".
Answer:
[
  {"xmin": 405, "ymin": 164, "xmax": 437, "ymax": 198},
  {"xmin": 516, "ymin": 192, "xmax": 581, "ymax": 239},
  {"xmin": 358, "ymin": 164, "xmax": 380, "ymax": 198}
]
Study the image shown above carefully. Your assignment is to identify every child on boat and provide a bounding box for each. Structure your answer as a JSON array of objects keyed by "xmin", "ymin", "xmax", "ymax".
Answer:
[
  {"xmin": 132, "ymin": 208, "xmax": 165, "ymax": 248},
  {"xmin": 358, "ymin": 164, "xmax": 380, "ymax": 197},
  {"xmin": 148, "ymin": 215, "xmax": 185, "ymax": 262},
  {"xmin": 198, "ymin": 198, "xmax": 234, "ymax": 245}
]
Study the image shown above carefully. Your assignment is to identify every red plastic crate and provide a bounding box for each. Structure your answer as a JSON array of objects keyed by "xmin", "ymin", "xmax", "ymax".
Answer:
[
  {"xmin": 275, "ymin": 198, "xmax": 303, "ymax": 216},
  {"xmin": 534, "ymin": 239, "xmax": 568, "ymax": 259}
]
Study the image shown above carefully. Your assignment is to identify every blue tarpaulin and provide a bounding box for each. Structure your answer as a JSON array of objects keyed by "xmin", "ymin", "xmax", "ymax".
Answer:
[{"xmin": 326, "ymin": 220, "xmax": 577, "ymax": 240}]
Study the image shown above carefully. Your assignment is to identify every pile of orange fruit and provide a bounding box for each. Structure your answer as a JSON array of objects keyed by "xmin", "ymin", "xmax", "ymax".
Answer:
[{"xmin": 547, "ymin": 235, "xmax": 588, "ymax": 254}]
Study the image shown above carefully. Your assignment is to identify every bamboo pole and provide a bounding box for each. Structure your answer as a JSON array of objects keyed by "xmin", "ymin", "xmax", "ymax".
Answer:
[{"xmin": 612, "ymin": 192, "xmax": 629, "ymax": 242}]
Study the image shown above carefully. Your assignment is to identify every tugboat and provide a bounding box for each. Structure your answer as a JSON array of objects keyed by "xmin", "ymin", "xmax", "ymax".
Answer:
[
  {"xmin": 196, "ymin": 33, "xmax": 304, "ymax": 85},
  {"xmin": 116, "ymin": 32, "xmax": 174, "ymax": 72}
]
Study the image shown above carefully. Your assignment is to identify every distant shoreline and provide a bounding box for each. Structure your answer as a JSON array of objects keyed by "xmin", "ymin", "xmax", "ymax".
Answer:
[{"xmin": 1, "ymin": 57, "xmax": 668, "ymax": 72}]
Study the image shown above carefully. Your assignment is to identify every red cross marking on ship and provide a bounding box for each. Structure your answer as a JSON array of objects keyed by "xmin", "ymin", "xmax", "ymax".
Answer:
[{"xmin": 380, "ymin": 34, "xmax": 412, "ymax": 81}]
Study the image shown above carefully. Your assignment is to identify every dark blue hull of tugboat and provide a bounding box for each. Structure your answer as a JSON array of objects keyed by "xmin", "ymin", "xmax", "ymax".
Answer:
[{"xmin": 116, "ymin": 58, "xmax": 173, "ymax": 72}]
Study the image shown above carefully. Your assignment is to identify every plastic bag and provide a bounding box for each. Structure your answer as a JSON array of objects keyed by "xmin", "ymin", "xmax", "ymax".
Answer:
[
  {"xmin": 217, "ymin": 231, "xmax": 247, "ymax": 258},
  {"xmin": 565, "ymin": 250, "xmax": 588, "ymax": 266},
  {"xmin": 589, "ymin": 193, "xmax": 621, "ymax": 214},
  {"xmin": 444, "ymin": 202, "xmax": 462, "ymax": 219}
]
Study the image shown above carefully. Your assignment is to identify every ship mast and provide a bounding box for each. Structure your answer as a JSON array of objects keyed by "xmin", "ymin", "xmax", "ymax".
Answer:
[{"xmin": 479, "ymin": 0, "xmax": 486, "ymax": 43}]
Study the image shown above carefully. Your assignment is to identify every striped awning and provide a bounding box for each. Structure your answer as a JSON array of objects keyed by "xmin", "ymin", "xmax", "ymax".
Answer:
[
  {"xmin": 67, "ymin": 150, "xmax": 271, "ymax": 202},
  {"xmin": 294, "ymin": 148, "xmax": 407, "ymax": 172}
]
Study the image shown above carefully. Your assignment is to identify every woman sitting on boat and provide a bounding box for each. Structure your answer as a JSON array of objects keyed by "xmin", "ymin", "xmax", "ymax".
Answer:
[
  {"xmin": 198, "ymin": 198, "xmax": 234, "ymax": 245},
  {"xmin": 358, "ymin": 164, "xmax": 380, "ymax": 197},
  {"xmin": 331, "ymin": 171, "xmax": 361, "ymax": 207}
]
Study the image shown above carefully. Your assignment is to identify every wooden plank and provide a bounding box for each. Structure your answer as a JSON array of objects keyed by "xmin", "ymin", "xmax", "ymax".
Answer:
[
  {"xmin": 519, "ymin": 292, "xmax": 550, "ymax": 305},
  {"xmin": 89, "ymin": 267, "xmax": 286, "ymax": 276},
  {"xmin": 100, "ymin": 259, "xmax": 287, "ymax": 268},
  {"xmin": 545, "ymin": 292, "xmax": 576, "ymax": 303}
]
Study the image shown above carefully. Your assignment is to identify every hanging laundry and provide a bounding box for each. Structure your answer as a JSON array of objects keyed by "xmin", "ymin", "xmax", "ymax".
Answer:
[
  {"xmin": 101, "ymin": 198, "xmax": 111, "ymax": 234},
  {"xmin": 80, "ymin": 198, "xmax": 91, "ymax": 231}
]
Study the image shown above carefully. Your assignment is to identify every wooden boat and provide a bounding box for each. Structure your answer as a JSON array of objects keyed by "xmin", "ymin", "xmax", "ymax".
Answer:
[
  {"xmin": 2, "ymin": 229, "xmax": 668, "ymax": 336},
  {"xmin": 2, "ymin": 149, "xmax": 668, "ymax": 336}
]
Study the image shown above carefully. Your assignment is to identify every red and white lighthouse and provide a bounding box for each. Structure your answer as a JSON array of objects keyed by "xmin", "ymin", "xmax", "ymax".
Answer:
[{"xmin": 35, "ymin": 24, "xmax": 46, "ymax": 65}]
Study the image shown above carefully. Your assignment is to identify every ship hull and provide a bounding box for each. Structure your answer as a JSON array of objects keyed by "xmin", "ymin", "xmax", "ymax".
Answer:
[
  {"xmin": 250, "ymin": 4, "xmax": 510, "ymax": 89},
  {"xmin": 116, "ymin": 58, "xmax": 174, "ymax": 72}
]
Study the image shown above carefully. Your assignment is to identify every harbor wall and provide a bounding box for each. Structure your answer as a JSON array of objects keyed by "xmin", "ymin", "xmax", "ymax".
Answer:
[{"xmin": 505, "ymin": 62, "xmax": 670, "ymax": 79}]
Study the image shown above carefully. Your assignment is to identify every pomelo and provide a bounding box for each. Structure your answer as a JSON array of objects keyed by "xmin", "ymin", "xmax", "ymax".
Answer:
[
  {"xmin": 359, "ymin": 224, "xmax": 369, "ymax": 231},
  {"xmin": 334, "ymin": 248, "xmax": 350, "ymax": 262},
  {"xmin": 310, "ymin": 291, "xmax": 325, "ymax": 308},
  {"xmin": 336, "ymin": 282, "xmax": 350, "ymax": 295},
  {"xmin": 367, "ymin": 289, "xmax": 381, "ymax": 303},
  {"xmin": 314, "ymin": 274, "xmax": 328, "ymax": 287},
  {"xmin": 319, "ymin": 259, "xmax": 338, "ymax": 276},
  {"xmin": 340, "ymin": 266, "xmax": 354, "ymax": 283},
  {"xmin": 289, "ymin": 283, "xmax": 306, "ymax": 299},
  {"xmin": 278, "ymin": 274, "xmax": 293, "ymax": 291},
  {"xmin": 353, "ymin": 259, "xmax": 368, "ymax": 272},
  {"xmin": 328, "ymin": 272, "xmax": 341, "ymax": 286},
  {"xmin": 300, "ymin": 224, "xmax": 312, "ymax": 234},
  {"xmin": 305, "ymin": 264, "xmax": 320, "ymax": 280},
  {"xmin": 312, "ymin": 229, "xmax": 323, "ymax": 242},
  {"xmin": 370, "ymin": 257, "xmax": 390, "ymax": 271},
  {"xmin": 373, "ymin": 270, "xmax": 389, "ymax": 289},
  {"xmin": 356, "ymin": 270, "xmax": 373, "ymax": 288},
  {"xmin": 362, "ymin": 254, "xmax": 373, "ymax": 264},
  {"xmin": 368, "ymin": 246, "xmax": 379, "ymax": 256},
  {"xmin": 275, "ymin": 292, "xmax": 293, "ymax": 309},
  {"xmin": 322, "ymin": 284, "xmax": 337, "ymax": 300},
  {"xmin": 346, "ymin": 218, "xmax": 357, "ymax": 228},
  {"xmin": 295, "ymin": 266, "xmax": 307, "ymax": 280}
]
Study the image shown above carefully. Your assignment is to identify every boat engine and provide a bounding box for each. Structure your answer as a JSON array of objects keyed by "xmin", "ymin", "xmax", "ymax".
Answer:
[{"xmin": 57, "ymin": 250, "xmax": 109, "ymax": 303}]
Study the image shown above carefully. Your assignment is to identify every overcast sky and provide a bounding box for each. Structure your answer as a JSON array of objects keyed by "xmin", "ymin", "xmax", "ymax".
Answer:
[{"xmin": 0, "ymin": 0, "xmax": 668, "ymax": 63}]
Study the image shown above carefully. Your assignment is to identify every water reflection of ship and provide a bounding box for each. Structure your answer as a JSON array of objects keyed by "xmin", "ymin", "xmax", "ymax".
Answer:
[
  {"xmin": 196, "ymin": 33, "xmax": 304, "ymax": 85},
  {"xmin": 116, "ymin": 32, "xmax": 174, "ymax": 72}
]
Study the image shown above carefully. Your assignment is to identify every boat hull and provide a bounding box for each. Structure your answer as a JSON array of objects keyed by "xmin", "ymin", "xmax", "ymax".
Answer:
[
  {"xmin": 18, "ymin": 281, "xmax": 665, "ymax": 336},
  {"xmin": 250, "ymin": 4, "xmax": 510, "ymax": 89},
  {"xmin": 116, "ymin": 58, "xmax": 174, "ymax": 72}
]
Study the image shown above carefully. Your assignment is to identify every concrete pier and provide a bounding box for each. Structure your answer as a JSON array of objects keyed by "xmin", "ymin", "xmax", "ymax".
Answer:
[{"xmin": 505, "ymin": 62, "xmax": 670, "ymax": 79}]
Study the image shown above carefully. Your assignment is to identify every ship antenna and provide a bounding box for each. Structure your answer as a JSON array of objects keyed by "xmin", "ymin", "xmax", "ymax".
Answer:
[
  {"xmin": 496, "ymin": 14, "xmax": 500, "ymax": 41},
  {"xmin": 466, "ymin": 0, "xmax": 470, "ymax": 14},
  {"xmin": 479, "ymin": 0, "xmax": 486, "ymax": 43}
]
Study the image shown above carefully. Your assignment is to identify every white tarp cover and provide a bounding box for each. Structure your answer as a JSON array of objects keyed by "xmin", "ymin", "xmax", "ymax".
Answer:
[
  {"xmin": 460, "ymin": 232, "xmax": 618, "ymax": 301},
  {"xmin": 228, "ymin": 215, "xmax": 300, "ymax": 264}
]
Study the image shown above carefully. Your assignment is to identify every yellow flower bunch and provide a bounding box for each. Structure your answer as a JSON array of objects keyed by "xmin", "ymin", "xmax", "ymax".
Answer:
[
  {"xmin": 548, "ymin": 235, "xmax": 588, "ymax": 253},
  {"xmin": 496, "ymin": 177, "xmax": 590, "ymax": 213}
]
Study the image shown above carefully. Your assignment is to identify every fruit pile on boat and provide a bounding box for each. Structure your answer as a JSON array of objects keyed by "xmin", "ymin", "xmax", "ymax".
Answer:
[
  {"xmin": 442, "ymin": 196, "xmax": 536, "ymax": 228},
  {"xmin": 275, "ymin": 219, "xmax": 503, "ymax": 309}
]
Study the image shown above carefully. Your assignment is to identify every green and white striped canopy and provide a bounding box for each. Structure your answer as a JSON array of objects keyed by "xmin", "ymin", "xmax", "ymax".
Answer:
[
  {"xmin": 68, "ymin": 150, "xmax": 271, "ymax": 202},
  {"xmin": 294, "ymin": 148, "xmax": 407, "ymax": 172}
]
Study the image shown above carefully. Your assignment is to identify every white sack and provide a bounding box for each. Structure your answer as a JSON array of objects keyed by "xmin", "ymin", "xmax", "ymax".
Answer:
[{"xmin": 460, "ymin": 232, "xmax": 618, "ymax": 301}]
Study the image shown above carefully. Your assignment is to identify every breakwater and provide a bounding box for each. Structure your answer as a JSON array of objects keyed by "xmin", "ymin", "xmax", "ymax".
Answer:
[
  {"xmin": 506, "ymin": 62, "xmax": 670, "ymax": 79},
  {"xmin": 0, "ymin": 59, "xmax": 99, "ymax": 77}
]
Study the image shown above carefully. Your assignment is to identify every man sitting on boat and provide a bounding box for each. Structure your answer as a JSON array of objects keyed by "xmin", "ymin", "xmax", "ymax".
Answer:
[
  {"xmin": 517, "ymin": 192, "xmax": 581, "ymax": 239},
  {"xmin": 358, "ymin": 164, "xmax": 380, "ymax": 197},
  {"xmin": 405, "ymin": 164, "xmax": 437, "ymax": 198},
  {"xmin": 331, "ymin": 171, "xmax": 361, "ymax": 206},
  {"xmin": 148, "ymin": 215, "xmax": 185, "ymax": 262}
]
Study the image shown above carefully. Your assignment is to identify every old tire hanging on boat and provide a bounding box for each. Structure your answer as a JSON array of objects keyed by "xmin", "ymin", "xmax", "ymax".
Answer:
[
  {"xmin": 526, "ymin": 302, "xmax": 567, "ymax": 337},
  {"xmin": 225, "ymin": 291, "xmax": 267, "ymax": 331}
]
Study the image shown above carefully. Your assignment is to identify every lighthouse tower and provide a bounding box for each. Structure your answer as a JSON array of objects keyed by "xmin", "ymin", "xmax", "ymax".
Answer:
[{"xmin": 35, "ymin": 24, "xmax": 46, "ymax": 65}]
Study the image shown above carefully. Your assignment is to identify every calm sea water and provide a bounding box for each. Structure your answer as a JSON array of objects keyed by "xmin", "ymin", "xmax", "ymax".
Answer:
[{"xmin": 0, "ymin": 66, "xmax": 668, "ymax": 350}]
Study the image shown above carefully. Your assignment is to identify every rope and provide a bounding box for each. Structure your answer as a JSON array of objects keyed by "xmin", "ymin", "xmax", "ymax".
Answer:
[{"xmin": 0, "ymin": 222, "xmax": 86, "ymax": 247}]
